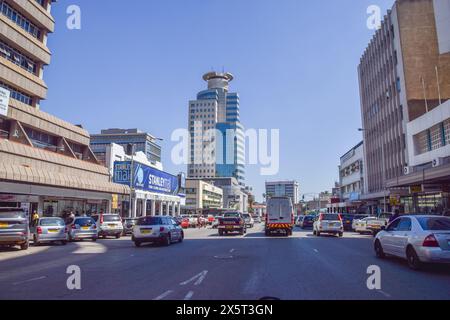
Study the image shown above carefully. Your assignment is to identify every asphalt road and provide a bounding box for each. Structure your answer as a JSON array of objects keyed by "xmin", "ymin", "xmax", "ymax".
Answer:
[{"xmin": 0, "ymin": 224, "xmax": 449, "ymax": 300}]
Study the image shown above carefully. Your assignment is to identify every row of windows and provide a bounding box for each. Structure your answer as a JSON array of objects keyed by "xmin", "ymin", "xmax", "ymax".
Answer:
[
  {"xmin": 191, "ymin": 107, "xmax": 215, "ymax": 114},
  {"xmin": 1, "ymin": 1, "xmax": 41, "ymax": 39},
  {"xmin": 0, "ymin": 81, "xmax": 33, "ymax": 105},
  {"xmin": 415, "ymin": 120, "xmax": 450, "ymax": 155},
  {"xmin": 0, "ymin": 39, "xmax": 37, "ymax": 74}
]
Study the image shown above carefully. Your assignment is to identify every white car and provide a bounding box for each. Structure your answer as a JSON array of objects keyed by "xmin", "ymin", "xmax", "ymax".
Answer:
[
  {"xmin": 313, "ymin": 213, "xmax": 344, "ymax": 237},
  {"xmin": 132, "ymin": 216, "xmax": 184, "ymax": 247},
  {"xmin": 354, "ymin": 217, "xmax": 374, "ymax": 234},
  {"xmin": 374, "ymin": 215, "xmax": 450, "ymax": 270},
  {"xmin": 242, "ymin": 213, "xmax": 254, "ymax": 228}
]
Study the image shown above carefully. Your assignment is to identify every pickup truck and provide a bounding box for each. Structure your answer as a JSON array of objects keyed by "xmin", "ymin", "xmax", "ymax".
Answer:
[{"xmin": 218, "ymin": 212, "xmax": 247, "ymax": 236}]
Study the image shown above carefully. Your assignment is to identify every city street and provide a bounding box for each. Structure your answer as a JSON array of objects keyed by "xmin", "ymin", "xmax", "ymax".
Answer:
[{"xmin": 0, "ymin": 224, "xmax": 448, "ymax": 300}]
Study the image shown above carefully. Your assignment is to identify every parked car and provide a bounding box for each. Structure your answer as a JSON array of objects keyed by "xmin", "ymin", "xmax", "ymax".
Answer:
[
  {"xmin": 352, "ymin": 214, "xmax": 369, "ymax": 231},
  {"xmin": 242, "ymin": 213, "xmax": 254, "ymax": 228},
  {"xmin": 212, "ymin": 216, "xmax": 222, "ymax": 229},
  {"xmin": 188, "ymin": 215, "xmax": 198, "ymax": 228},
  {"xmin": 313, "ymin": 213, "xmax": 344, "ymax": 237},
  {"xmin": 122, "ymin": 218, "xmax": 138, "ymax": 236},
  {"xmin": 265, "ymin": 197, "xmax": 294, "ymax": 236},
  {"xmin": 67, "ymin": 217, "xmax": 98, "ymax": 242},
  {"xmin": 0, "ymin": 208, "xmax": 29, "ymax": 250},
  {"xmin": 31, "ymin": 217, "xmax": 67, "ymax": 246},
  {"xmin": 354, "ymin": 216, "xmax": 374, "ymax": 234},
  {"xmin": 374, "ymin": 215, "xmax": 450, "ymax": 270},
  {"xmin": 180, "ymin": 217, "xmax": 190, "ymax": 229},
  {"xmin": 92, "ymin": 214, "xmax": 123, "ymax": 239},
  {"xmin": 218, "ymin": 212, "xmax": 246, "ymax": 236},
  {"xmin": 132, "ymin": 216, "xmax": 184, "ymax": 247},
  {"xmin": 367, "ymin": 213, "xmax": 392, "ymax": 235},
  {"xmin": 295, "ymin": 215, "xmax": 304, "ymax": 227},
  {"xmin": 341, "ymin": 214, "xmax": 357, "ymax": 231},
  {"xmin": 299, "ymin": 215, "xmax": 315, "ymax": 229}
]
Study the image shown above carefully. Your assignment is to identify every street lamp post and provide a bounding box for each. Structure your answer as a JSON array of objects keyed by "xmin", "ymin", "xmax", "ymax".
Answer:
[{"xmin": 358, "ymin": 128, "xmax": 387, "ymax": 213}]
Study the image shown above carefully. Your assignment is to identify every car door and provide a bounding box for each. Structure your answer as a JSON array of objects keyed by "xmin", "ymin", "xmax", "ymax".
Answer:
[
  {"xmin": 380, "ymin": 219, "xmax": 401, "ymax": 255},
  {"xmin": 391, "ymin": 218, "xmax": 412, "ymax": 258},
  {"xmin": 169, "ymin": 218, "xmax": 180, "ymax": 240}
]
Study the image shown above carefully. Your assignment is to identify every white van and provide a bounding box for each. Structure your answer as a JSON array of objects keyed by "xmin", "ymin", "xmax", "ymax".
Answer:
[{"xmin": 265, "ymin": 197, "xmax": 294, "ymax": 236}]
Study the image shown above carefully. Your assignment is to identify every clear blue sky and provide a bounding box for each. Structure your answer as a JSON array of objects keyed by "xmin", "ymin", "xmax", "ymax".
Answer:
[{"xmin": 43, "ymin": 0, "xmax": 394, "ymax": 202}]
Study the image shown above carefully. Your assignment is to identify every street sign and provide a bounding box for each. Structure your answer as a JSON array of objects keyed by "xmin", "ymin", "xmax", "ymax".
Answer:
[
  {"xmin": 0, "ymin": 87, "xmax": 10, "ymax": 117},
  {"xmin": 409, "ymin": 185, "xmax": 423, "ymax": 194}
]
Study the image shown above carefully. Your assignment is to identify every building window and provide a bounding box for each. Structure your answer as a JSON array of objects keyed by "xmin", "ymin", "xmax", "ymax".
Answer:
[
  {"xmin": 0, "ymin": 40, "xmax": 37, "ymax": 74},
  {"xmin": 0, "ymin": 81, "xmax": 33, "ymax": 105},
  {"xmin": 0, "ymin": 1, "xmax": 42, "ymax": 39}
]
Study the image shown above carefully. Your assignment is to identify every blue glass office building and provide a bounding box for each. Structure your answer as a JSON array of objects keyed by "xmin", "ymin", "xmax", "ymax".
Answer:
[{"xmin": 188, "ymin": 72, "xmax": 245, "ymax": 186}]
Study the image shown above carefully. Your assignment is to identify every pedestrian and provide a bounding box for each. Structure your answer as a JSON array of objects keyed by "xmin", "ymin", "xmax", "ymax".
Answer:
[
  {"xmin": 389, "ymin": 209, "xmax": 400, "ymax": 223},
  {"xmin": 31, "ymin": 210, "xmax": 39, "ymax": 226}
]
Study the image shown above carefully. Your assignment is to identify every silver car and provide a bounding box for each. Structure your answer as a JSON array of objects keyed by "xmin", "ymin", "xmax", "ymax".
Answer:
[
  {"xmin": 313, "ymin": 213, "xmax": 344, "ymax": 237},
  {"xmin": 66, "ymin": 217, "xmax": 98, "ymax": 242},
  {"xmin": 375, "ymin": 215, "xmax": 450, "ymax": 270},
  {"xmin": 92, "ymin": 214, "xmax": 124, "ymax": 239},
  {"xmin": 31, "ymin": 217, "xmax": 68, "ymax": 246},
  {"xmin": 132, "ymin": 216, "xmax": 184, "ymax": 247},
  {"xmin": 0, "ymin": 208, "xmax": 29, "ymax": 250}
]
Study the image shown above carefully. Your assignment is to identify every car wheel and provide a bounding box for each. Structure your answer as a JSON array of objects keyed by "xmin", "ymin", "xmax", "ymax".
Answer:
[
  {"xmin": 179, "ymin": 232, "xmax": 184, "ymax": 243},
  {"xmin": 339, "ymin": 232, "xmax": 344, "ymax": 238},
  {"xmin": 374, "ymin": 240, "xmax": 385, "ymax": 259},
  {"xmin": 20, "ymin": 240, "xmax": 29, "ymax": 251},
  {"xmin": 313, "ymin": 229, "xmax": 316, "ymax": 236},
  {"xmin": 116, "ymin": 234, "xmax": 121, "ymax": 239},
  {"xmin": 134, "ymin": 241, "xmax": 141, "ymax": 247},
  {"xmin": 163, "ymin": 234, "xmax": 171, "ymax": 246},
  {"xmin": 406, "ymin": 246, "xmax": 423, "ymax": 270},
  {"xmin": 219, "ymin": 230, "xmax": 224, "ymax": 236},
  {"xmin": 61, "ymin": 240, "xmax": 67, "ymax": 246}
]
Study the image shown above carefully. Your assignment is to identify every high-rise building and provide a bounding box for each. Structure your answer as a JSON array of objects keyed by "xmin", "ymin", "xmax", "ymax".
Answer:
[
  {"xmin": 265, "ymin": 181, "xmax": 299, "ymax": 205},
  {"xmin": 90, "ymin": 128, "xmax": 162, "ymax": 165},
  {"xmin": 0, "ymin": 0, "xmax": 128, "ymax": 217},
  {"xmin": 358, "ymin": 0, "xmax": 450, "ymax": 213},
  {"xmin": 188, "ymin": 72, "xmax": 245, "ymax": 186}
]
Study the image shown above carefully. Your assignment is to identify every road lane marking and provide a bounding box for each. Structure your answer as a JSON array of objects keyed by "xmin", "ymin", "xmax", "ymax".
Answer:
[
  {"xmin": 230, "ymin": 249, "xmax": 235, "ymax": 253},
  {"xmin": 72, "ymin": 242, "xmax": 107, "ymax": 254},
  {"xmin": 13, "ymin": 276, "xmax": 46, "ymax": 286},
  {"xmin": 313, "ymin": 249, "xmax": 319, "ymax": 253},
  {"xmin": 154, "ymin": 290, "xmax": 173, "ymax": 300},
  {"xmin": 180, "ymin": 270, "xmax": 208, "ymax": 286},
  {"xmin": 378, "ymin": 290, "xmax": 392, "ymax": 298},
  {"xmin": 184, "ymin": 291, "xmax": 194, "ymax": 300}
]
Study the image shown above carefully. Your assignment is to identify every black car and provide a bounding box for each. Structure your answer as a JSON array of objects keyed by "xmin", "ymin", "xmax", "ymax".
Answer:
[
  {"xmin": 300, "ymin": 215, "xmax": 315, "ymax": 228},
  {"xmin": 341, "ymin": 214, "xmax": 356, "ymax": 231}
]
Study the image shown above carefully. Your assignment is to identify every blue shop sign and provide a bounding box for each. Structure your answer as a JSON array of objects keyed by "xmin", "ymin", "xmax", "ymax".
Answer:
[
  {"xmin": 113, "ymin": 161, "xmax": 179, "ymax": 195},
  {"xmin": 349, "ymin": 192, "xmax": 360, "ymax": 201}
]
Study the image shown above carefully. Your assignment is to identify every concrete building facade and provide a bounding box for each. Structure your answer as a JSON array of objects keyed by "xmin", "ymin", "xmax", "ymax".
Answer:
[
  {"xmin": 358, "ymin": 0, "xmax": 450, "ymax": 213},
  {"xmin": 185, "ymin": 178, "xmax": 223, "ymax": 211},
  {"xmin": 0, "ymin": 0, "xmax": 129, "ymax": 218},
  {"xmin": 265, "ymin": 180, "xmax": 299, "ymax": 205}
]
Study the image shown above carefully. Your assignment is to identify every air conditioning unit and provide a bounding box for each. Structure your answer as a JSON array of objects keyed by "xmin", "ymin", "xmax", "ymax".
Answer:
[
  {"xmin": 404, "ymin": 166, "xmax": 412, "ymax": 175},
  {"xmin": 432, "ymin": 158, "xmax": 444, "ymax": 168}
]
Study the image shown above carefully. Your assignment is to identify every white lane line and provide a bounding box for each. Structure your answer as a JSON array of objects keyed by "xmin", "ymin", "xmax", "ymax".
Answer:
[
  {"xmin": 154, "ymin": 290, "xmax": 174, "ymax": 300},
  {"xmin": 72, "ymin": 241, "xmax": 107, "ymax": 254},
  {"xmin": 313, "ymin": 249, "xmax": 319, "ymax": 253},
  {"xmin": 378, "ymin": 290, "xmax": 392, "ymax": 298},
  {"xmin": 184, "ymin": 291, "xmax": 194, "ymax": 300},
  {"xmin": 180, "ymin": 270, "xmax": 208, "ymax": 286},
  {"xmin": 13, "ymin": 276, "xmax": 47, "ymax": 286},
  {"xmin": 230, "ymin": 249, "xmax": 235, "ymax": 253}
]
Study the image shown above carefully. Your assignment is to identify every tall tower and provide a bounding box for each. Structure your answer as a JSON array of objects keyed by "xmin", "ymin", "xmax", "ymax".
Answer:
[{"xmin": 188, "ymin": 72, "xmax": 245, "ymax": 186}]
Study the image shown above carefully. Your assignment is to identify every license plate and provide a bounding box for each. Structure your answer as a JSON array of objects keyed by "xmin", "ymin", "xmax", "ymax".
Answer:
[
  {"xmin": 226, "ymin": 226, "xmax": 234, "ymax": 229},
  {"xmin": 141, "ymin": 230, "xmax": 152, "ymax": 234},
  {"xmin": 108, "ymin": 224, "xmax": 116, "ymax": 227},
  {"xmin": 82, "ymin": 226, "xmax": 89, "ymax": 230},
  {"xmin": 48, "ymin": 229, "xmax": 59, "ymax": 233},
  {"xmin": 0, "ymin": 222, "xmax": 8, "ymax": 228}
]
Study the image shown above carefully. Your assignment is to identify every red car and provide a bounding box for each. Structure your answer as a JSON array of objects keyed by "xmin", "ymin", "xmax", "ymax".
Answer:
[{"xmin": 181, "ymin": 218, "xmax": 190, "ymax": 229}]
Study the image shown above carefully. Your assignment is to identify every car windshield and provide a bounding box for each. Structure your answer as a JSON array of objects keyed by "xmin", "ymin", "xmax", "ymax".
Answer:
[
  {"xmin": 321, "ymin": 214, "xmax": 340, "ymax": 221},
  {"xmin": 74, "ymin": 218, "xmax": 95, "ymax": 226},
  {"xmin": 243, "ymin": 214, "xmax": 250, "ymax": 218},
  {"xmin": 137, "ymin": 217, "xmax": 163, "ymax": 226},
  {"xmin": 305, "ymin": 216, "xmax": 314, "ymax": 221},
  {"xmin": 224, "ymin": 212, "xmax": 240, "ymax": 218},
  {"xmin": 417, "ymin": 217, "xmax": 450, "ymax": 231},
  {"xmin": 40, "ymin": 219, "xmax": 64, "ymax": 226},
  {"xmin": 0, "ymin": 210, "xmax": 26, "ymax": 219},
  {"xmin": 103, "ymin": 215, "xmax": 121, "ymax": 222}
]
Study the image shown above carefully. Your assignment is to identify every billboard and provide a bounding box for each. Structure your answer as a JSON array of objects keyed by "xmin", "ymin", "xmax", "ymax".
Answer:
[
  {"xmin": 113, "ymin": 161, "xmax": 179, "ymax": 195},
  {"xmin": 0, "ymin": 87, "xmax": 10, "ymax": 117}
]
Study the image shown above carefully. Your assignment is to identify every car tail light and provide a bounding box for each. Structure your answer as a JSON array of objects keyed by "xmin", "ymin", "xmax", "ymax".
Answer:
[
  {"xmin": 92, "ymin": 225, "xmax": 97, "ymax": 230},
  {"xmin": 319, "ymin": 214, "xmax": 324, "ymax": 221},
  {"xmin": 160, "ymin": 227, "xmax": 165, "ymax": 232},
  {"xmin": 37, "ymin": 227, "xmax": 42, "ymax": 234},
  {"xmin": 423, "ymin": 234, "xmax": 439, "ymax": 247},
  {"xmin": 338, "ymin": 214, "xmax": 343, "ymax": 221},
  {"xmin": 100, "ymin": 215, "xmax": 104, "ymax": 224}
]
